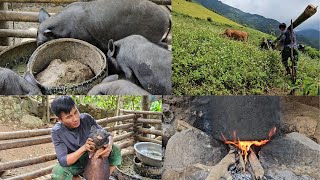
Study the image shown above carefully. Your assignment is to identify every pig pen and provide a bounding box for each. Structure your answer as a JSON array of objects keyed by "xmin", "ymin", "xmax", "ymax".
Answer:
[
  {"xmin": 0, "ymin": 110, "xmax": 162, "ymax": 180},
  {"xmin": 0, "ymin": 0, "xmax": 172, "ymax": 95},
  {"xmin": 162, "ymin": 96, "xmax": 320, "ymax": 180}
]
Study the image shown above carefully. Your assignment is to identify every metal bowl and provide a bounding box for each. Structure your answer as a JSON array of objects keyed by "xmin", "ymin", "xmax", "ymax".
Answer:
[
  {"xmin": 27, "ymin": 38, "xmax": 107, "ymax": 95},
  {"xmin": 134, "ymin": 142, "xmax": 162, "ymax": 167}
]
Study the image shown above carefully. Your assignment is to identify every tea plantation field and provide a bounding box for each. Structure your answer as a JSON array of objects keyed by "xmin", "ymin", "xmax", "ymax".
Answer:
[{"xmin": 172, "ymin": 0, "xmax": 319, "ymax": 95}]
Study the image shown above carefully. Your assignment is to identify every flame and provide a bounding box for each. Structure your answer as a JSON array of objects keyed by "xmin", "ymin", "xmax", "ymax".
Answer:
[{"xmin": 221, "ymin": 127, "xmax": 276, "ymax": 164}]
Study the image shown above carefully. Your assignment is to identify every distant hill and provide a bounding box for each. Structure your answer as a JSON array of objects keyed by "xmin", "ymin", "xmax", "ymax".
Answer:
[
  {"xmin": 172, "ymin": 0, "xmax": 241, "ymax": 26},
  {"xmin": 297, "ymin": 29, "xmax": 320, "ymax": 49},
  {"xmin": 194, "ymin": 0, "xmax": 281, "ymax": 34},
  {"xmin": 194, "ymin": 0, "xmax": 319, "ymax": 49}
]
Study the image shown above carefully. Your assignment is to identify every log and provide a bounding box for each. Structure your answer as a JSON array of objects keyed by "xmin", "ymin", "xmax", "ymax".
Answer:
[
  {"xmin": 0, "ymin": 45, "xmax": 8, "ymax": 51},
  {"xmin": 0, "ymin": 29, "xmax": 37, "ymax": 38},
  {"xmin": 116, "ymin": 139, "xmax": 135, "ymax": 149},
  {"xmin": 136, "ymin": 135, "xmax": 161, "ymax": 145},
  {"xmin": 0, "ymin": 128, "xmax": 51, "ymax": 140},
  {"xmin": 0, "ymin": 135, "xmax": 51, "ymax": 150},
  {"xmin": 0, "ymin": 2, "xmax": 9, "ymax": 46},
  {"xmin": 0, "ymin": 122, "xmax": 134, "ymax": 141},
  {"xmin": 0, "ymin": 154, "xmax": 56, "ymax": 171},
  {"xmin": 136, "ymin": 118, "xmax": 161, "ymax": 125},
  {"xmin": 113, "ymin": 132, "xmax": 135, "ymax": 142},
  {"xmin": 5, "ymin": 165, "xmax": 54, "ymax": 180},
  {"xmin": 0, "ymin": 10, "xmax": 55, "ymax": 22},
  {"xmin": 238, "ymin": 153, "xmax": 246, "ymax": 172},
  {"xmin": 121, "ymin": 148, "xmax": 135, "ymax": 157},
  {"xmin": 205, "ymin": 150, "xmax": 236, "ymax": 180},
  {"xmin": 121, "ymin": 109, "xmax": 162, "ymax": 116},
  {"xmin": 248, "ymin": 149, "xmax": 264, "ymax": 180},
  {"xmin": 136, "ymin": 126, "xmax": 162, "ymax": 136},
  {"xmin": 288, "ymin": 5, "xmax": 318, "ymax": 30},
  {"xmin": 105, "ymin": 123, "xmax": 134, "ymax": 132},
  {"xmin": 0, "ymin": 0, "xmax": 172, "ymax": 5},
  {"xmin": 96, "ymin": 114, "xmax": 137, "ymax": 126}
]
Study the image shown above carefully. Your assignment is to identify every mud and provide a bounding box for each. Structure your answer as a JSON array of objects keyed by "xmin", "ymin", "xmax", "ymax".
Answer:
[{"xmin": 36, "ymin": 59, "xmax": 95, "ymax": 87}]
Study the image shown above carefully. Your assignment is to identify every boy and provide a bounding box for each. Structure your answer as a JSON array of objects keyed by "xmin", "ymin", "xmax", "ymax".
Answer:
[
  {"xmin": 275, "ymin": 23, "xmax": 299, "ymax": 75},
  {"xmin": 50, "ymin": 96, "xmax": 121, "ymax": 180}
]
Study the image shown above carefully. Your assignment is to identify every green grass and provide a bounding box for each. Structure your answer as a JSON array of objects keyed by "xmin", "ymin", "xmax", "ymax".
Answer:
[
  {"xmin": 173, "ymin": 0, "xmax": 241, "ymax": 26},
  {"xmin": 172, "ymin": 12, "xmax": 320, "ymax": 95}
]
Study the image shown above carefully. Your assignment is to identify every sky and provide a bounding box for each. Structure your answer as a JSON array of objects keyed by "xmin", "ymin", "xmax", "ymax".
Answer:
[{"xmin": 219, "ymin": 0, "xmax": 320, "ymax": 31}]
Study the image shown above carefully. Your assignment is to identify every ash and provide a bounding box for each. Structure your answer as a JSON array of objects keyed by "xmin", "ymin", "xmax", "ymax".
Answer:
[{"xmin": 227, "ymin": 163, "xmax": 252, "ymax": 180}]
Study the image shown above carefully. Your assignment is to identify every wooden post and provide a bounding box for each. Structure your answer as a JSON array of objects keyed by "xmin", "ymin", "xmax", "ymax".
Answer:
[
  {"xmin": 0, "ymin": 2, "xmax": 9, "ymax": 46},
  {"xmin": 46, "ymin": 96, "xmax": 50, "ymax": 123},
  {"xmin": 42, "ymin": 96, "xmax": 46, "ymax": 123}
]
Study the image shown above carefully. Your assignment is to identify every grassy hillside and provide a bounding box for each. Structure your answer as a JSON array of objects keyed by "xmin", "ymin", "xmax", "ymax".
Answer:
[
  {"xmin": 173, "ymin": 0, "xmax": 241, "ymax": 26},
  {"xmin": 172, "ymin": 11, "xmax": 319, "ymax": 95}
]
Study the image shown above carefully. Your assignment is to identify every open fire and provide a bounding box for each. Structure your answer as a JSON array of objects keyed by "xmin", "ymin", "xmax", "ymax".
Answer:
[{"xmin": 221, "ymin": 127, "xmax": 277, "ymax": 166}]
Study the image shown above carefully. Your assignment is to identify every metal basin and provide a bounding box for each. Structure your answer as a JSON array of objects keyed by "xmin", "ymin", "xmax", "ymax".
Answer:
[
  {"xmin": 134, "ymin": 142, "xmax": 162, "ymax": 167},
  {"xmin": 27, "ymin": 38, "xmax": 107, "ymax": 95},
  {"xmin": 0, "ymin": 40, "xmax": 37, "ymax": 75}
]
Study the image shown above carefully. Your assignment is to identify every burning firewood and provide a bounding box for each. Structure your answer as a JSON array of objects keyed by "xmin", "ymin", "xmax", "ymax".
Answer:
[
  {"xmin": 248, "ymin": 149, "xmax": 264, "ymax": 180},
  {"xmin": 205, "ymin": 149, "xmax": 236, "ymax": 180},
  {"xmin": 237, "ymin": 152, "xmax": 246, "ymax": 172}
]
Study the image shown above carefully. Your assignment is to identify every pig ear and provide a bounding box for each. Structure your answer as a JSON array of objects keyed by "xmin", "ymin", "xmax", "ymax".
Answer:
[
  {"xmin": 107, "ymin": 39, "xmax": 116, "ymax": 57},
  {"xmin": 43, "ymin": 29, "xmax": 53, "ymax": 37},
  {"xmin": 39, "ymin": 8, "xmax": 50, "ymax": 23},
  {"xmin": 90, "ymin": 125, "xmax": 97, "ymax": 133}
]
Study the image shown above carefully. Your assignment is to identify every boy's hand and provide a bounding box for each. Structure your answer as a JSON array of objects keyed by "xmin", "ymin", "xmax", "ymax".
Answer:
[
  {"xmin": 84, "ymin": 138, "xmax": 96, "ymax": 152},
  {"xmin": 95, "ymin": 144, "xmax": 112, "ymax": 159}
]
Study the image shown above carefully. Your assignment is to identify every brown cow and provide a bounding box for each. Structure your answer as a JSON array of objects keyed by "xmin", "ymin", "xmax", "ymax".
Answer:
[{"xmin": 224, "ymin": 28, "xmax": 248, "ymax": 41}]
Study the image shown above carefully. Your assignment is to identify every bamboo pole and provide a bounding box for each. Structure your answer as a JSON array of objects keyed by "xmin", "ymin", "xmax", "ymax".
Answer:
[
  {"xmin": 0, "ymin": 154, "xmax": 56, "ymax": 171},
  {"xmin": 0, "ymin": 135, "xmax": 52, "ymax": 151},
  {"xmin": 136, "ymin": 126, "xmax": 162, "ymax": 136},
  {"xmin": 136, "ymin": 135, "xmax": 161, "ymax": 145},
  {"xmin": 96, "ymin": 114, "xmax": 137, "ymax": 126},
  {"xmin": 0, "ymin": 129, "xmax": 51, "ymax": 140},
  {"xmin": 113, "ymin": 132, "xmax": 135, "ymax": 142},
  {"xmin": 0, "ymin": 10, "xmax": 55, "ymax": 22},
  {"xmin": 121, "ymin": 109, "xmax": 162, "ymax": 116},
  {"xmin": 136, "ymin": 118, "xmax": 161, "ymax": 125},
  {"xmin": 0, "ymin": 29, "xmax": 37, "ymax": 38},
  {"xmin": 105, "ymin": 123, "xmax": 134, "ymax": 132},
  {"xmin": 116, "ymin": 139, "xmax": 135, "ymax": 149},
  {"xmin": 5, "ymin": 165, "xmax": 55, "ymax": 180},
  {"xmin": 0, "ymin": 0, "xmax": 171, "ymax": 5}
]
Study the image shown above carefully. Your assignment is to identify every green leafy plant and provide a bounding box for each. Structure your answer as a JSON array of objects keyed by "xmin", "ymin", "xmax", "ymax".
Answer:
[{"xmin": 172, "ymin": 11, "xmax": 319, "ymax": 95}]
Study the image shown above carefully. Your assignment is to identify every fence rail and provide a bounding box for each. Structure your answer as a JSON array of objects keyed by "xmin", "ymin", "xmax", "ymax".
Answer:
[{"xmin": 0, "ymin": 110, "xmax": 162, "ymax": 179}]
